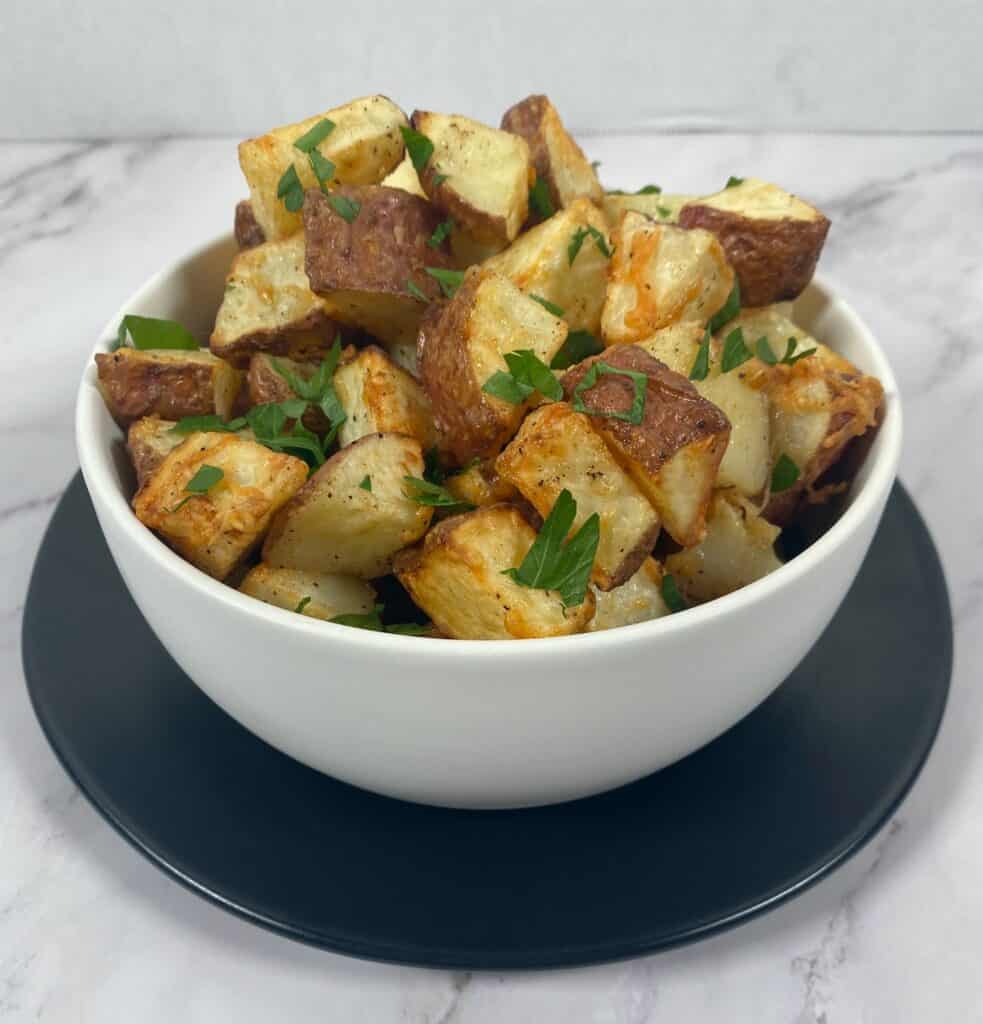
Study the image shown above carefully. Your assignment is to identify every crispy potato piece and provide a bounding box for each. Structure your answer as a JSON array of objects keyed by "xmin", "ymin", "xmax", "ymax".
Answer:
[
  {"xmin": 126, "ymin": 415, "xmax": 183, "ymax": 488},
  {"xmin": 417, "ymin": 268, "xmax": 567, "ymax": 464},
  {"xmin": 601, "ymin": 213, "xmax": 735, "ymax": 346},
  {"xmin": 444, "ymin": 460, "xmax": 518, "ymax": 508},
  {"xmin": 239, "ymin": 95, "xmax": 407, "ymax": 241},
  {"xmin": 95, "ymin": 347, "xmax": 242, "ymax": 427},
  {"xmin": 588, "ymin": 558, "xmax": 669, "ymax": 632},
  {"xmin": 133, "ymin": 432, "xmax": 307, "ymax": 580},
  {"xmin": 210, "ymin": 234, "xmax": 343, "ymax": 367},
  {"xmin": 666, "ymin": 491, "xmax": 782, "ymax": 602},
  {"xmin": 263, "ymin": 433, "xmax": 432, "ymax": 578},
  {"xmin": 727, "ymin": 308, "xmax": 883, "ymax": 523},
  {"xmin": 380, "ymin": 153, "xmax": 427, "ymax": 197},
  {"xmin": 601, "ymin": 192, "xmax": 695, "ymax": 228},
  {"xmin": 239, "ymin": 565, "xmax": 376, "ymax": 620},
  {"xmin": 500, "ymin": 94, "xmax": 602, "ymax": 211},
  {"xmin": 638, "ymin": 324, "xmax": 772, "ymax": 500},
  {"xmin": 410, "ymin": 110, "xmax": 531, "ymax": 248},
  {"xmin": 394, "ymin": 504, "xmax": 595, "ymax": 640},
  {"xmin": 234, "ymin": 200, "xmax": 266, "ymax": 250},
  {"xmin": 382, "ymin": 338, "xmax": 419, "ymax": 378},
  {"xmin": 246, "ymin": 349, "xmax": 355, "ymax": 433},
  {"xmin": 562, "ymin": 345, "xmax": 730, "ymax": 547},
  {"xmin": 333, "ymin": 345, "xmax": 436, "ymax": 448},
  {"xmin": 483, "ymin": 198, "xmax": 611, "ymax": 334},
  {"xmin": 679, "ymin": 178, "xmax": 830, "ymax": 307},
  {"xmin": 302, "ymin": 185, "xmax": 452, "ymax": 346},
  {"xmin": 496, "ymin": 403, "xmax": 661, "ymax": 590}
]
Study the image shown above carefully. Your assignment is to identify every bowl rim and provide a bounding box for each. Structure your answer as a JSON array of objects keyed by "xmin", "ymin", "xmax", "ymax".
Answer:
[{"xmin": 76, "ymin": 232, "xmax": 903, "ymax": 659}]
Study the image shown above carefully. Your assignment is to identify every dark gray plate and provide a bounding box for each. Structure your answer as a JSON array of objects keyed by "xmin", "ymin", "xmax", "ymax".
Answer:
[{"xmin": 22, "ymin": 475, "xmax": 951, "ymax": 969}]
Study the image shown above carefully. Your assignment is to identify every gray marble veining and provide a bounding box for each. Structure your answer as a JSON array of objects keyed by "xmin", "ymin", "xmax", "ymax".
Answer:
[{"xmin": 0, "ymin": 133, "xmax": 981, "ymax": 1022}]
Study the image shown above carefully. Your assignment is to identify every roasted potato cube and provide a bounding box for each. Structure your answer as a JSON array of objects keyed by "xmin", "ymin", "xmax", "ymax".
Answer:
[
  {"xmin": 500, "ymin": 94, "xmax": 602, "ymax": 211},
  {"xmin": 133, "ymin": 432, "xmax": 307, "ymax": 579},
  {"xmin": 234, "ymin": 200, "xmax": 266, "ymax": 250},
  {"xmin": 638, "ymin": 324, "xmax": 772, "ymax": 501},
  {"xmin": 678, "ymin": 178, "xmax": 830, "ymax": 307},
  {"xmin": 444, "ymin": 460, "xmax": 518, "ymax": 508},
  {"xmin": 483, "ymin": 198, "xmax": 611, "ymax": 334},
  {"xmin": 127, "ymin": 415, "xmax": 183, "ymax": 488},
  {"xmin": 239, "ymin": 95, "xmax": 407, "ymax": 241},
  {"xmin": 379, "ymin": 153, "xmax": 427, "ymax": 197},
  {"xmin": 562, "ymin": 345, "xmax": 730, "ymax": 547},
  {"xmin": 302, "ymin": 185, "xmax": 453, "ymax": 346},
  {"xmin": 665, "ymin": 491, "xmax": 782, "ymax": 602},
  {"xmin": 601, "ymin": 213, "xmax": 735, "ymax": 346},
  {"xmin": 601, "ymin": 192, "xmax": 695, "ymax": 228},
  {"xmin": 210, "ymin": 234, "xmax": 342, "ymax": 367},
  {"xmin": 95, "ymin": 347, "xmax": 242, "ymax": 427},
  {"xmin": 263, "ymin": 433, "xmax": 432, "ymax": 578},
  {"xmin": 247, "ymin": 349, "xmax": 355, "ymax": 433},
  {"xmin": 333, "ymin": 345, "xmax": 436, "ymax": 448},
  {"xmin": 239, "ymin": 565, "xmax": 376, "ymax": 620},
  {"xmin": 418, "ymin": 268, "xmax": 567, "ymax": 464},
  {"xmin": 496, "ymin": 403, "xmax": 661, "ymax": 590},
  {"xmin": 410, "ymin": 110, "xmax": 531, "ymax": 248},
  {"xmin": 727, "ymin": 308, "xmax": 883, "ymax": 523},
  {"xmin": 588, "ymin": 558, "xmax": 669, "ymax": 632},
  {"xmin": 394, "ymin": 504, "xmax": 595, "ymax": 640}
]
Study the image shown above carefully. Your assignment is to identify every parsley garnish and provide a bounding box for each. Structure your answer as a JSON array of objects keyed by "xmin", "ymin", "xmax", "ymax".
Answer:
[
  {"xmin": 432, "ymin": 173, "xmax": 448, "ymax": 187},
  {"xmin": 503, "ymin": 489, "xmax": 600, "ymax": 608},
  {"xmin": 403, "ymin": 477, "xmax": 474, "ymax": 510},
  {"xmin": 245, "ymin": 404, "xmax": 327, "ymax": 467},
  {"xmin": 720, "ymin": 327, "xmax": 754, "ymax": 373},
  {"xmin": 400, "ymin": 125, "xmax": 434, "ymax": 175},
  {"xmin": 689, "ymin": 328, "xmax": 712, "ymax": 381},
  {"xmin": 591, "ymin": 160, "xmax": 602, "ymax": 172},
  {"xmin": 661, "ymin": 574, "xmax": 687, "ymax": 613},
  {"xmin": 327, "ymin": 194, "xmax": 360, "ymax": 223},
  {"xmin": 572, "ymin": 361, "xmax": 648, "ymax": 425},
  {"xmin": 170, "ymin": 414, "xmax": 246, "ymax": 434},
  {"xmin": 169, "ymin": 465, "xmax": 223, "ymax": 513},
  {"xmin": 771, "ymin": 454, "xmax": 801, "ymax": 493},
  {"xmin": 295, "ymin": 596, "xmax": 312, "ymax": 614},
  {"xmin": 707, "ymin": 281, "xmax": 741, "ymax": 334},
  {"xmin": 637, "ymin": 184, "xmax": 662, "ymax": 194},
  {"xmin": 308, "ymin": 149, "xmax": 336, "ymax": 189},
  {"xmin": 725, "ymin": 176, "xmax": 745, "ymax": 189},
  {"xmin": 425, "ymin": 266, "xmax": 465, "ymax": 298},
  {"xmin": 423, "ymin": 447, "xmax": 446, "ymax": 485},
  {"xmin": 294, "ymin": 119, "xmax": 335, "ymax": 153},
  {"xmin": 656, "ymin": 205, "xmax": 672, "ymax": 218},
  {"xmin": 529, "ymin": 176, "xmax": 554, "ymax": 219},
  {"xmin": 756, "ymin": 336, "xmax": 817, "ymax": 366},
  {"xmin": 270, "ymin": 336, "xmax": 347, "ymax": 441},
  {"xmin": 529, "ymin": 294, "xmax": 564, "ymax": 317},
  {"xmin": 276, "ymin": 164, "xmax": 305, "ymax": 212},
  {"xmin": 406, "ymin": 279, "xmax": 429, "ymax": 302},
  {"xmin": 550, "ymin": 330, "xmax": 604, "ymax": 370},
  {"xmin": 567, "ymin": 225, "xmax": 611, "ymax": 265},
  {"xmin": 115, "ymin": 315, "xmax": 199, "ymax": 351},
  {"xmin": 428, "ymin": 219, "xmax": 453, "ymax": 248},
  {"xmin": 358, "ymin": 475, "xmax": 372, "ymax": 492},
  {"xmin": 482, "ymin": 350, "xmax": 562, "ymax": 405},
  {"xmin": 330, "ymin": 604, "xmax": 428, "ymax": 635}
]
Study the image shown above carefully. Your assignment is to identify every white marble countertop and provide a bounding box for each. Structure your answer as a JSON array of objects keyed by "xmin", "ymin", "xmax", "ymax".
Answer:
[{"xmin": 1, "ymin": 133, "xmax": 981, "ymax": 1021}]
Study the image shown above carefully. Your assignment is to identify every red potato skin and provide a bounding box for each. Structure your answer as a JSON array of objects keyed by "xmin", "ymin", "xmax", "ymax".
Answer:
[
  {"xmin": 234, "ymin": 200, "xmax": 266, "ymax": 250},
  {"xmin": 302, "ymin": 185, "xmax": 453, "ymax": 299},
  {"xmin": 678, "ymin": 204, "xmax": 830, "ymax": 307},
  {"xmin": 561, "ymin": 345, "xmax": 731, "ymax": 477}
]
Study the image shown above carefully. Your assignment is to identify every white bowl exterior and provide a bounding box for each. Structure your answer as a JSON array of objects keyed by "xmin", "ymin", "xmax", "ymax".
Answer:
[{"xmin": 76, "ymin": 237, "xmax": 902, "ymax": 809}]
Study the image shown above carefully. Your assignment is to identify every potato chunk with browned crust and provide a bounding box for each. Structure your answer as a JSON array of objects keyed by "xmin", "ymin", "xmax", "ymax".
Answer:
[
  {"xmin": 483, "ymin": 198, "xmax": 611, "ymax": 334},
  {"xmin": 394, "ymin": 504, "xmax": 595, "ymax": 640},
  {"xmin": 562, "ymin": 345, "xmax": 730, "ymax": 547},
  {"xmin": 600, "ymin": 192, "xmax": 695, "ymax": 229},
  {"xmin": 333, "ymin": 345, "xmax": 436, "ymax": 449},
  {"xmin": 262, "ymin": 433, "xmax": 432, "ymax": 578},
  {"xmin": 127, "ymin": 415, "xmax": 183, "ymax": 487},
  {"xmin": 500, "ymin": 94, "xmax": 602, "ymax": 211},
  {"xmin": 678, "ymin": 178, "xmax": 830, "ymax": 307},
  {"xmin": 239, "ymin": 565, "xmax": 376, "ymax": 620},
  {"xmin": 95, "ymin": 347, "xmax": 242, "ymax": 427},
  {"xmin": 496, "ymin": 403, "xmax": 661, "ymax": 590},
  {"xmin": 601, "ymin": 213, "xmax": 735, "ymax": 346},
  {"xmin": 410, "ymin": 111, "xmax": 531, "ymax": 248},
  {"xmin": 444, "ymin": 460, "xmax": 518, "ymax": 509},
  {"xmin": 133, "ymin": 432, "xmax": 308, "ymax": 580},
  {"xmin": 238, "ymin": 95, "xmax": 407, "ymax": 241},
  {"xmin": 302, "ymin": 185, "xmax": 453, "ymax": 346},
  {"xmin": 588, "ymin": 558, "xmax": 669, "ymax": 632},
  {"xmin": 417, "ymin": 268, "xmax": 567, "ymax": 465}
]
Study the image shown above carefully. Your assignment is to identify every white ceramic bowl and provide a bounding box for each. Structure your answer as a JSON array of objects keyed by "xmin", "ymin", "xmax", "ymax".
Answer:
[{"xmin": 76, "ymin": 235, "xmax": 902, "ymax": 809}]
